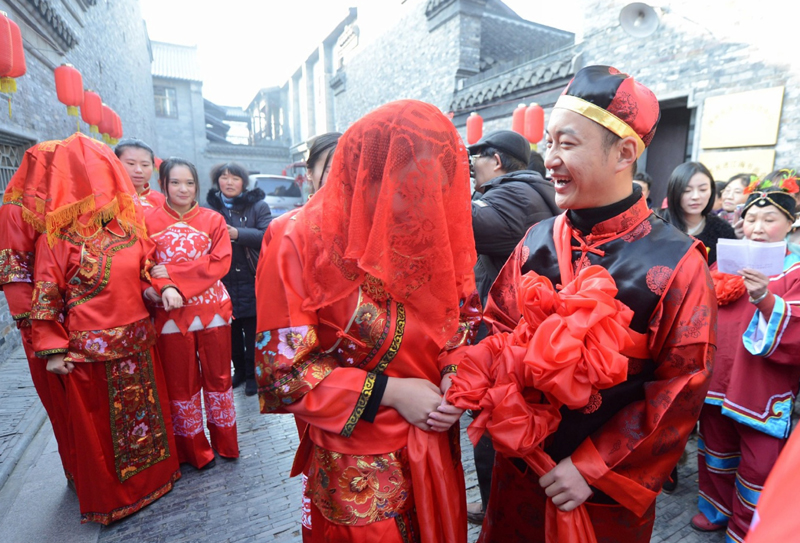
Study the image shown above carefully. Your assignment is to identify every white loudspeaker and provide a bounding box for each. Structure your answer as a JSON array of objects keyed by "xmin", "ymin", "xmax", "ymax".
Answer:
[{"xmin": 619, "ymin": 2, "xmax": 660, "ymax": 38}]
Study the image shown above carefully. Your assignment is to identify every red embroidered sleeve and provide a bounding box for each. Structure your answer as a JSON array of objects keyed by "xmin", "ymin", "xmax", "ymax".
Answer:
[
  {"xmin": 571, "ymin": 249, "xmax": 715, "ymax": 516},
  {"xmin": 30, "ymin": 237, "xmax": 70, "ymax": 356}
]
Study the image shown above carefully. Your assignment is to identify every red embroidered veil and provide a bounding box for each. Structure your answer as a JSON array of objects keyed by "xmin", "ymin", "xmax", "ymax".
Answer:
[
  {"xmin": 3, "ymin": 132, "xmax": 144, "ymax": 245},
  {"xmin": 295, "ymin": 99, "xmax": 477, "ymax": 347}
]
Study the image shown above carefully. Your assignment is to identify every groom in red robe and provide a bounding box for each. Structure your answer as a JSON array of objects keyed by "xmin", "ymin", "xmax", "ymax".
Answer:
[{"xmin": 448, "ymin": 65, "xmax": 716, "ymax": 542}]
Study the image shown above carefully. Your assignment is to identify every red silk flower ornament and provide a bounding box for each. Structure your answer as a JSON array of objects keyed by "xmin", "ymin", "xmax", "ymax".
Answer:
[
  {"xmin": 0, "ymin": 13, "xmax": 26, "ymax": 116},
  {"xmin": 778, "ymin": 171, "xmax": 799, "ymax": 194},
  {"xmin": 711, "ymin": 270, "xmax": 746, "ymax": 306},
  {"xmin": 447, "ymin": 264, "xmax": 638, "ymax": 543},
  {"xmin": 81, "ymin": 90, "xmax": 103, "ymax": 134}
]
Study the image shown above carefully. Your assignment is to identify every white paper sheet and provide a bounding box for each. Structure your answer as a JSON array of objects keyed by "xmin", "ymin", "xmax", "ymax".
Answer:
[{"xmin": 716, "ymin": 239, "xmax": 786, "ymax": 276}]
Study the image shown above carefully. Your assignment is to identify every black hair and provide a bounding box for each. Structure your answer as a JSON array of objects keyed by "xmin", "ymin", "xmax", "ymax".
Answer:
[
  {"xmin": 527, "ymin": 152, "xmax": 546, "ymax": 177},
  {"xmin": 211, "ymin": 162, "xmax": 250, "ymax": 190},
  {"xmin": 158, "ymin": 157, "xmax": 199, "ymax": 197},
  {"xmin": 633, "ymin": 171, "xmax": 653, "ymax": 188},
  {"xmin": 479, "ymin": 146, "xmax": 526, "ymax": 173},
  {"xmin": 726, "ymin": 172, "xmax": 755, "ymax": 190},
  {"xmin": 665, "ymin": 161, "xmax": 715, "ymax": 233},
  {"xmin": 307, "ymin": 132, "xmax": 342, "ymax": 173},
  {"xmin": 714, "ymin": 180, "xmax": 727, "ymax": 197},
  {"xmin": 115, "ymin": 138, "xmax": 155, "ymax": 163}
]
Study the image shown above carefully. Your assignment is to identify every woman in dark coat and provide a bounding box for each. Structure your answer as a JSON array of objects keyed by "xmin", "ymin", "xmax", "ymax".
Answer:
[{"xmin": 207, "ymin": 162, "xmax": 272, "ymax": 396}]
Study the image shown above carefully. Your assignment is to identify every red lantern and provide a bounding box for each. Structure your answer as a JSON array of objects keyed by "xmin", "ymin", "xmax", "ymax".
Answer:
[
  {"xmin": 81, "ymin": 90, "xmax": 103, "ymax": 134},
  {"xmin": 99, "ymin": 104, "xmax": 115, "ymax": 143},
  {"xmin": 511, "ymin": 103, "xmax": 526, "ymax": 135},
  {"xmin": 54, "ymin": 64, "xmax": 83, "ymax": 120},
  {"xmin": 111, "ymin": 111, "xmax": 123, "ymax": 144},
  {"xmin": 524, "ymin": 103, "xmax": 545, "ymax": 144},
  {"xmin": 0, "ymin": 13, "xmax": 26, "ymax": 95},
  {"xmin": 466, "ymin": 112, "xmax": 483, "ymax": 145}
]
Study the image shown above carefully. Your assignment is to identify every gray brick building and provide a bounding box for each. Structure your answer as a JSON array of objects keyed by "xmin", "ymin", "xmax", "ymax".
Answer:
[
  {"xmin": 152, "ymin": 42, "xmax": 292, "ymax": 200},
  {"xmin": 0, "ymin": 0, "xmax": 155, "ymax": 360}
]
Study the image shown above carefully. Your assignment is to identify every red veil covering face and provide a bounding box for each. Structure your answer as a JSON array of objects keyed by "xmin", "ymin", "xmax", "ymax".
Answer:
[
  {"xmin": 3, "ymin": 132, "xmax": 145, "ymax": 244},
  {"xmin": 295, "ymin": 99, "xmax": 477, "ymax": 347}
]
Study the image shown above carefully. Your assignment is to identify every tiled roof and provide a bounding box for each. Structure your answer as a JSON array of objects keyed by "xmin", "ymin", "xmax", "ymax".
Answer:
[
  {"xmin": 450, "ymin": 48, "xmax": 576, "ymax": 111},
  {"xmin": 151, "ymin": 41, "xmax": 202, "ymax": 82},
  {"xmin": 479, "ymin": 10, "xmax": 574, "ymax": 72}
]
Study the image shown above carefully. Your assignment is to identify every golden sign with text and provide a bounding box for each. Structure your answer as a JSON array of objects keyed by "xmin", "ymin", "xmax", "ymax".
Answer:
[
  {"xmin": 700, "ymin": 86, "xmax": 784, "ymax": 149},
  {"xmin": 697, "ymin": 149, "xmax": 775, "ymax": 181}
]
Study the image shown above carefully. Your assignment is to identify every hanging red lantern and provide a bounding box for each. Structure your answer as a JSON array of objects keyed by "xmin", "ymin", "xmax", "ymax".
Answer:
[
  {"xmin": 110, "ymin": 111, "xmax": 123, "ymax": 144},
  {"xmin": 524, "ymin": 103, "xmax": 545, "ymax": 144},
  {"xmin": 511, "ymin": 103, "xmax": 526, "ymax": 135},
  {"xmin": 0, "ymin": 13, "xmax": 26, "ymax": 95},
  {"xmin": 99, "ymin": 104, "xmax": 115, "ymax": 144},
  {"xmin": 81, "ymin": 90, "xmax": 103, "ymax": 134},
  {"xmin": 54, "ymin": 64, "xmax": 83, "ymax": 119},
  {"xmin": 466, "ymin": 112, "xmax": 483, "ymax": 145}
]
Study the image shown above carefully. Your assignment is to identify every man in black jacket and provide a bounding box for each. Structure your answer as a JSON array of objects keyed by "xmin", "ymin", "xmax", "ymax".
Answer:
[
  {"xmin": 466, "ymin": 130, "xmax": 561, "ymax": 523},
  {"xmin": 470, "ymin": 130, "xmax": 561, "ymax": 307}
]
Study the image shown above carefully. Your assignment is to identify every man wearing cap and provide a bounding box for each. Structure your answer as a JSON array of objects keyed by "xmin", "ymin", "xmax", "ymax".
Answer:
[
  {"xmin": 446, "ymin": 65, "xmax": 715, "ymax": 541},
  {"xmin": 469, "ymin": 130, "xmax": 560, "ymax": 309}
]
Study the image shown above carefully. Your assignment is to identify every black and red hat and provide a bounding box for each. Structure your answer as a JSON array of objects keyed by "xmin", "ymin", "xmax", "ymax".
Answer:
[{"xmin": 554, "ymin": 65, "xmax": 660, "ymax": 158}]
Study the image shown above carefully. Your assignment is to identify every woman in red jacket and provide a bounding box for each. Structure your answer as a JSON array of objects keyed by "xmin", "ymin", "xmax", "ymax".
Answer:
[{"xmin": 145, "ymin": 157, "xmax": 239, "ymax": 469}]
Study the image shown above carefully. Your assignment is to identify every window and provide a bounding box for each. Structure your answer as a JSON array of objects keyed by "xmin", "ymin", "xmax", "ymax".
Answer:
[{"xmin": 154, "ymin": 86, "xmax": 178, "ymax": 118}]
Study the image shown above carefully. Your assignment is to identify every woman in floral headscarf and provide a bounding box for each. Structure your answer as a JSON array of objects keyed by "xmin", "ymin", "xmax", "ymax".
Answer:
[
  {"xmin": 25, "ymin": 133, "xmax": 181, "ymax": 524},
  {"xmin": 254, "ymin": 100, "xmax": 481, "ymax": 543},
  {"xmin": 692, "ymin": 172, "xmax": 800, "ymax": 541}
]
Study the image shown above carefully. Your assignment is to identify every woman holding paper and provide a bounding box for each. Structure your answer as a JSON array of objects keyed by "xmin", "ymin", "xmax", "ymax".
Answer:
[
  {"xmin": 661, "ymin": 161, "xmax": 736, "ymax": 264},
  {"xmin": 692, "ymin": 177, "xmax": 800, "ymax": 541}
]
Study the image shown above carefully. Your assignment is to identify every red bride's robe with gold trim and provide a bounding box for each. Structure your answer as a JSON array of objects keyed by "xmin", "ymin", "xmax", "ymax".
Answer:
[
  {"xmin": 0, "ymin": 202, "xmax": 74, "ymax": 478},
  {"xmin": 254, "ymin": 218, "xmax": 481, "ymax": 543},
  {"xmin": 29, "ymin": 220, "xmax": 181, "ymax": 524},
  {"xmin": 448, "ymin": 198, "xmax": 716, "ymax": 542}
]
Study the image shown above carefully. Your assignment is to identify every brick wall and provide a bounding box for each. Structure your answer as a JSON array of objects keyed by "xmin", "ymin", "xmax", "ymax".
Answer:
[
  {"xmin": 332, "ymin": 0, "xmax": 465, "ymax": 131},
  {"xmin": 0, "ymin": 0, "xmax": 155, "ymax": 361}
]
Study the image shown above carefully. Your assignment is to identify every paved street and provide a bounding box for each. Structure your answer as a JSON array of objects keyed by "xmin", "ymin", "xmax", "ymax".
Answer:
[{"xmin": 0, "ymin": 344, "xmax": 725, "ymax": 543}]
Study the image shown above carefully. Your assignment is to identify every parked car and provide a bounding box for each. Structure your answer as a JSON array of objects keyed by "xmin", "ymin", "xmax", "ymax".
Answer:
[{"xmin": 251, "ymin": 174, "xmax": 305, "ymax": 216}]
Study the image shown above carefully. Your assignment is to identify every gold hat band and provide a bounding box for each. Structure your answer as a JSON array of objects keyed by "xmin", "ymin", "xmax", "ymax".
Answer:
[{"xmin": 554, "ymin": 95, "xmax": 646, "ymax": 158}]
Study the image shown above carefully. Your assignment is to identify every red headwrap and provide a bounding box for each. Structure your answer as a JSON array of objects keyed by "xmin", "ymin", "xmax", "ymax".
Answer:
[
  {"xmin": 296, "ymin": 99, "xmax": 477, "ymax": 347},
  {"xmin": 3, "ymin": 133, "xmax": 145, "ymax": 246}
]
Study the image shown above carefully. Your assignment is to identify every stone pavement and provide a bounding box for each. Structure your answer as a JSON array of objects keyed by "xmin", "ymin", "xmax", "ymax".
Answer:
[{"xmin": 0, "ymin": 343, "xmax": 727, "ymax": 542}]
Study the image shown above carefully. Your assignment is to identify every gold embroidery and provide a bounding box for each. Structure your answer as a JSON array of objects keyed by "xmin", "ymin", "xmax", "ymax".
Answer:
[
  {"xmin": 440, "ymin": 364, "xmax": 458, "ymax": 377},
  {"xmin": 341, "ymin": 372, "xmax": 376, "ymax": 438},
  {"xmin": 309, "ymin": 446, "xmax": 413, "ymax": 526},
  {"xmin": 36, "ymin": 348, "xmax": 68, "ymax": 357},
  {"xmin": 0, "ymin": 248, "xmax": 34, "ymax": 284},
  {"xmin": 373, "ymin": 302, "xmax": 405, "ymax": 375}
]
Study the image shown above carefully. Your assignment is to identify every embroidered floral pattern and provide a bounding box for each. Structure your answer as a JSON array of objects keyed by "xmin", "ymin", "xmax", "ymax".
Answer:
[
  {"xmin": 152, "ymin": 223, "xmax": 211, "ymax": 263},
  {"xmin": 204, "ymin": 388, "xmax": 236, "ymax": 428},
  {"xmin": 277, "ymin": 325, "xmax": 316, "ymax": 361},
  {"xmin": 31, "ymin": 280, "xmax": 64, "ymax": 320},
  {"xmin": 309, "ymin": 446, "xmax": 413, "ymax": 526},
  {"xmin": 67, "ymin": 317, "xmax": 156, "ymax": 362},
  {"xmin": 256, "ymin": 323, "xmax": 339, "ymax": 413},
  {"xmin": 443, "ymin": 291, "xmax": 481, "ymax": 350},
  {"xmin": 106, "ymin": 351, "xmax": 171, "ymax": 482},
  {"xmin": 621, "ymin": 220, "xmax": 652, "ymax": 243},
  {"xmin": 170, "ymin": 391, "xmax": 204, "ymax": 437},
  {"xmin": 646, "ymin": 265, "xmax": 673, "ymax": 296},
  {"xmin": 0, "ymin": 248, "xmax": 34, "ymax": 284}
]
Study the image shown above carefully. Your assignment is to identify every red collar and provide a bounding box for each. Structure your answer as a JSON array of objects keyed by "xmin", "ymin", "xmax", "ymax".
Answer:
[{"xmin": 163, "ymin": 201, "xmax": 200, "ymax": 221}]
